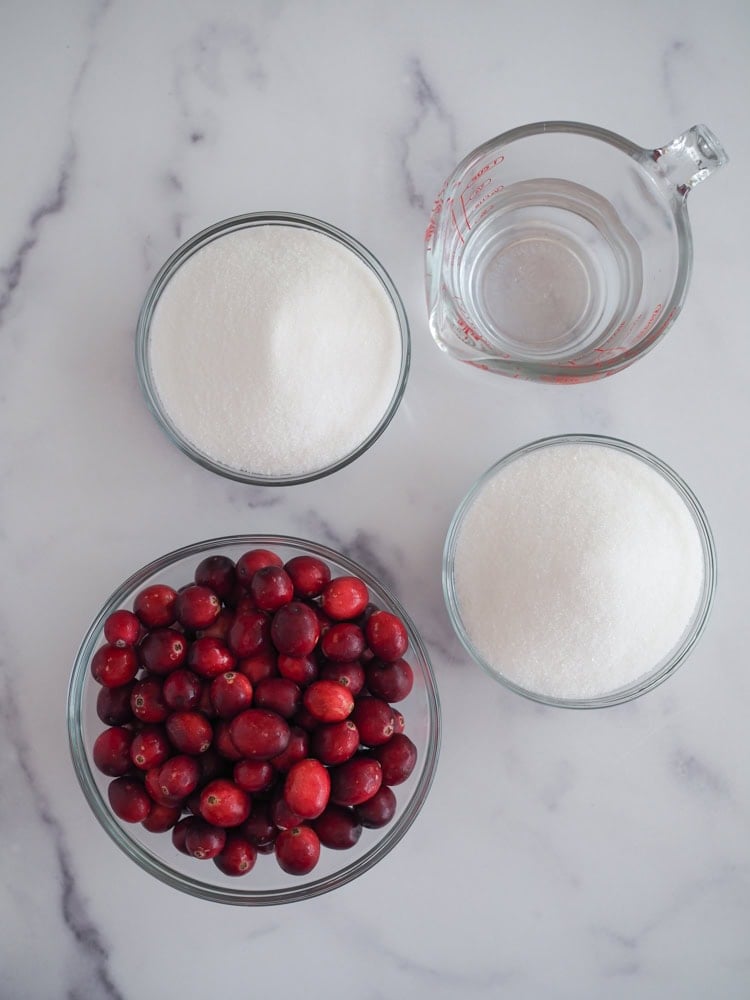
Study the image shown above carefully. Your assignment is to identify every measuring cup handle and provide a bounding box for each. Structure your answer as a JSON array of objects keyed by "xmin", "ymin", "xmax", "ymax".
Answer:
[{"xmin": 650, "ymin": 125, "xmax": 729, "ymax": 196}]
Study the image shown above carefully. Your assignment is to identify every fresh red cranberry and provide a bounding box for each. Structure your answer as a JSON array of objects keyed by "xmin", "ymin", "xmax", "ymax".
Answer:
[
  {"xmin": 93, "ymin": 726, "xmax": 133, "ymax": 776},
  {"xmin": 320, "ymin": 623, "xmax": 365, "ymax": 663},
  {"xmin": 108, "ymin": 776, "xmax": 152, "ymax": 822},
  {"xmin": 284, "ymin": 555, "xmax": 331, "ymax": 598},
  {"xmin": 199, "ymin": 779, "xmax": 251, "ymax": 827},
  {"xmin": 212, "ymin": 721, "xmax": 243, "ymax": 762},
  {"xmin": 329, "ymin": 756, "xmax": 382, "ymax": 806},
  {"xmin": 319, "ymin": 660, "xmax": 366, "ymax": 695},
  {"xmin": 240, "ymin": 800, "xmax": 276, "ymax": 847},
  {"xmin": 133, "ymin": 584, "xmax": 177, "ymax": 629},
  {"xmin": 142, "ymin": 802, "xmax": 181, "ymax": 833},
  {"xmin": 303, "ymin": 680, "xmax": 354, "ymax": 723},
  {"xmin": 253, "ymin": 677, "xmax": 301, "ymax": 719},
  {"xmin": 171, "ymin": 816, "xmax": 192, "ymax": 854},
  {"xmin": 364, "ymin": 610, "xmax": 409, "ymax": 662},
  {"xmin": 237, "ymin": 648, "xmax": 277, "ymax": 683},
  {"xmin": 275, "ymin": 826, "xmax": 320, "ymax": 875},
  {"xmin": 250, "ymin": 567, "xmax": 294, "ymax": 612},
  {"xmin": 372, "ymin": 734, "xmax": 418, "ymax": 785},
  {"xmin": 130, "ymin": 676, "xmax": 169, "ymax": 723},
  {"xmin": 270, "ymin": 601, "xmax": 320, "ymax": 656},
  {"xmin": 228, "ymin": 610, "xmax": 271, "ymax": 658},
  {"xmin": 209, "ymin": 672, "xmax": 253, "ymax": 718},
  {"xmin": 269, "ymin": 725, "xmax": 309, "ymax": 773},
  {"xmin": 284, "ymin": 759, "xmax": 330, "ymax": 820},
  {"xmin": 355, "ymin": 784, "xmax": 397, "ymax": 828},
  {"xmin": 229, "ymin": 709, "xmax": 290, "ymax": 760},
  {"xmin": 194, "ymin": 555, "xmax": 237, "ymax": 600},
  {"xmin": 214, "ymin": 832, "xmax": 258, "ymax": 876},
  {"xmin": 156, "ymin": 753, "xmax": 200, "ymax": 800},
  {"xmin": 270, "ymin": 791, "xmax": 305, "ymax": 831},
  {"xmin": 175, "ymin": 585, "xmax": 221, "ymax": 630},
  {"xmin": 236, "ymin": 548, "xmax": 283, "ymax": 589},
  {"xmin": 351, "ymin": 697, "xmax": 395, "ymax": 746},
  {"xmin": 96, "ymin": 683, "xmax": 135, "ymax": 726},
  {"xmin": 321, "ymin": 576, "xmax": 369, "ymax": 621},
  {"xmin": 365, "ymin": 658, "xmax": 414, "ymax": 702},
  {"xmin": 130, "ymin": 725, "xmax": 171, "ymax": 770},
  {"xmin": 138, "ymin": 628, "xmax": 187, "ymax": 674},
  {"xmin": 162, "ymin": 668, "xmax": 202, "ymax": 710},
  {"xmin": 188, "ymin": 637, "xmax": 236, "ymax": 678},
  {"xmin": 277, "ymin": 654, "xmax": 318, "ymax": 685},
  {"xmin": 233, "ymin": 759, "xmax": 274, "ymax": 793},
  {"xmin": 91, "ymin": 645, "xmax": 138, "ymax": 687},
  {"xmin": 166, "ymin": 711, "xmax": 213, "ymax": 754},
  {"xmin": 196, "ymin": 607, "xmax": 234, "ymax": 640},
  {"xmin": 313, "ymin": 805, "xmax": 362, "ymax": 850},
  {"xmin": 310, "ymin": 720, "xmax": 359, "ymax": 766},
  {"xmin": 103, "ymin": 609, "xmax": 141, "ymax": 648},
  {"xmin": 145, "ymin": 766, "xmax": 183, "ymax": 807},
  {"xmin": 185, "ymin": 818, "xmax": 226, "ymax": 859}
]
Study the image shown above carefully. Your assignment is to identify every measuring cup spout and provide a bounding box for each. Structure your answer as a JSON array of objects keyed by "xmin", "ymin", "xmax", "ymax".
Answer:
[{"xmin": 649, "ymin": 125, "xmax": 729, "ymax": 196}]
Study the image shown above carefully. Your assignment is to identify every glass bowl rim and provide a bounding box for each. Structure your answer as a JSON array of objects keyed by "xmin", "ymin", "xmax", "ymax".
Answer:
[
  {"xmin": 135, "ymin": 212, "xmax": 411, "ymax": 485},
  {"xmin": 68, "ymin": 534, "xmax": 441, "ymax": 905},
  {"xmin": 442, "ymin": 433, "xmax": 717, "ymax": 709}
]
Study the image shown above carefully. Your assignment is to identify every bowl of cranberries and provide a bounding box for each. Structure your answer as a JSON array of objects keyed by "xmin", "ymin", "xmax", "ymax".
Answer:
[{"xmin": 68, "ymin": 535, "xmax": 440, "ymax": 904}]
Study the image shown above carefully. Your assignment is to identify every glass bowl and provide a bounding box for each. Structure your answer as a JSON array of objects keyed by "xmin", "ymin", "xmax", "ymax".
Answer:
[
  {"xmin": 68, "ymin": 535, "xmax": 440, "ymax": 904},
  {"xmin": 135, "ymin": 212, "xmax": 411, "ymax": 485},
  {"xmin": 443, "ymin": 434, "xmax": 717, "ymax": 708}
]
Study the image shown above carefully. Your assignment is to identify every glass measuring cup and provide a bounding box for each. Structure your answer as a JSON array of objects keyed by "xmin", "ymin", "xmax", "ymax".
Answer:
[{"xmin": 424, "ymin": 122, "xmax": 728, "ymax": 383}]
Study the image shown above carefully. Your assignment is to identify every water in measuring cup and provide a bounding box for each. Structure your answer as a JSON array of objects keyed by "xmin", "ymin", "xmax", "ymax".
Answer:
[{"xmin": 458, "ymin": 179, "xmax": 643, "ymax": 360}]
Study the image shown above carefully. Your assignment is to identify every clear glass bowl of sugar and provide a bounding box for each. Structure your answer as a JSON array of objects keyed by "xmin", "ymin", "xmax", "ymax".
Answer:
[
  {"xmin": 136, "ymin": 213, "xmax": 410, "ymax": 485},
  {"xmin": 443, "ymin": 434, "xmax": 717, "ymax": 708}
]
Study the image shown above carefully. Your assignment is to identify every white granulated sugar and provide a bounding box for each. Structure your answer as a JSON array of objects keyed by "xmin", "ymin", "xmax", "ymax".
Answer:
[
  {"xmin": 453, "ymin": 443, "xmax": 704, "ymax": 700},
  {"xmin": 148, "ymin": 225, "xmax": 402, "ymax": 477}
]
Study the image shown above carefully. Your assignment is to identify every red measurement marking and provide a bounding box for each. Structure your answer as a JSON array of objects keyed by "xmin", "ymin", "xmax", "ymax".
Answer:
[
  {"xmin": 463, "ymin": 177, "xmax": 491, "ymax": 205},
  {"xmin": 456, "ymin": 316, "xmax": 482, "ymax": 342},
  {"xmin": 472, "ymin": 184, "xmax": 504, "ymax": 216},
  {"xmin": 468, "ymin": 155, "xmax": 505, "ymax": 185},
  {"xmin": 459, "ymin": 193, "xmax": 471, "ymax": 231},
  {"xmin": 449, "ymin": 202, "xmax": 465, "ymax": 244},
  {"xmin": 633, "ymin": 303, "xmax": 663, "ymax": 343}
]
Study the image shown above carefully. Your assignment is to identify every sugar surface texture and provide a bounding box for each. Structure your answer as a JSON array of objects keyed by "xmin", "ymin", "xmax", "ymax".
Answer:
[
  {"xmin": 453, "ymin": 442, "xmax": 705, "ymax": 700},
  {"xmin": 148, "ymin": 225, "xmax": 402, "ymax": 477}
]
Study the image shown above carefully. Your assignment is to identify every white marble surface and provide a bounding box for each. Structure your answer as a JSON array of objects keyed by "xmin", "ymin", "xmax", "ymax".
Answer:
[{"xmin": 1, "ymin": 1, "xmax": 748, "ymax": 997}]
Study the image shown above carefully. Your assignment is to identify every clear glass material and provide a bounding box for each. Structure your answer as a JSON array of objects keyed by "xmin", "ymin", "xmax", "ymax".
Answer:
[
  {"xmin": 443, "ymin": 435, "xmax": 717, "ymax": 708},
  {"xmin": 136, "ymin": 213, "xmax": 411, "ymax": 484},
  {"xmin": 425, "ymin": 122, "xmax": 728, "ymax": 383},
  {"xmin": 68, "ymin": 535, "xmax": 441, "ymax": 905}
]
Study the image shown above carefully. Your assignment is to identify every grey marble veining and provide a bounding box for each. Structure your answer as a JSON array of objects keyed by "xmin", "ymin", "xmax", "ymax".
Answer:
[
  {"xmin": 0, "ymin": 141, "xmax": 76, "ymax": 326},
  {"xmin": 1, "ymin": 0, "xmax": 748, "ymax": 998}
]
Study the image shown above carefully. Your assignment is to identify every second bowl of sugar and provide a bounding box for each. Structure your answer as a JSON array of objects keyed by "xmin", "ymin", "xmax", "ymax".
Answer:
[{"xmin": 443, "ymin": 434, "xmax": 717, "ymax": 708}]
